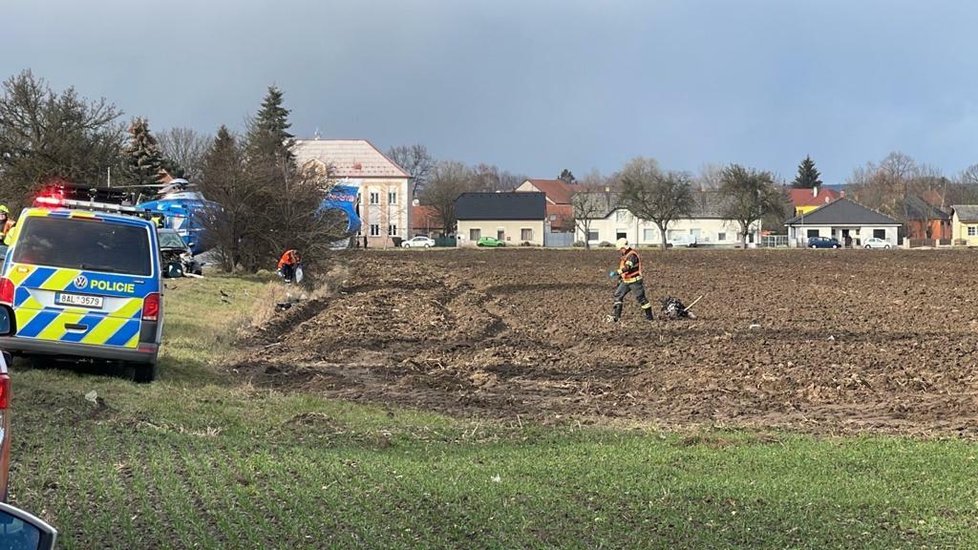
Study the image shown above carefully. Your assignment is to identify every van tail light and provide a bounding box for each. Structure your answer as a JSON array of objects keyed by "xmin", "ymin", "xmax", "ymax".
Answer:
[
  {"xmin": 142, "ymin": 293, "xmax": 160, "ymax": 322},
  {"xmin": 0, "ymin": 278, "xmax": 13, "ymax": 305},
  {"xmin": 0, "ymin": 373, "xmax": 9, "ymax": 410}
]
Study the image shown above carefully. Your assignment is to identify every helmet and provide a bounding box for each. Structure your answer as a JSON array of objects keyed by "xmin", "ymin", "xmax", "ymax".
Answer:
[{"xmin": 615, "ymin": 238, "xmax": 629, "ymax": 250}]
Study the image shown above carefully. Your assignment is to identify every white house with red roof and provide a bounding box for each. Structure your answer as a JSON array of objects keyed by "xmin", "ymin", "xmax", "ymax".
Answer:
[
  {"xmin": 293, "ymin": 138, "xmax": 411, "ymax": 248},
  {"xmin": 515, "ymin": 179, "xmax": 574, "ymax": 233}
]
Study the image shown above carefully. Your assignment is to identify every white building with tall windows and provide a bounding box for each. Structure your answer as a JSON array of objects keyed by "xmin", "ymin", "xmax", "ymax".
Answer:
[
  {"xmin": 574, "ymin": 191, "xmax": 761, "ymax": 247},
  {"xmin": 293, "ymin": 138, "xmax": 411, "ymax": 248}
]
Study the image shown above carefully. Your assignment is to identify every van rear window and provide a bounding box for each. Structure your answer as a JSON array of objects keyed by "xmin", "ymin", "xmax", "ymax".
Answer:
[{"xmin": 12, "ymin": 216, "xmax": 152, "ymax": 276}]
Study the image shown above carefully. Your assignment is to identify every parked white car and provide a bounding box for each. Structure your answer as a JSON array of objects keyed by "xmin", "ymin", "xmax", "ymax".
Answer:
[
  {"xmin": 863, "ymin": 237, "xmax": 892, "ymax": 249},
  {"xmin": 402, "ymin": 236, "xmax": 436, "ymax": 248}
]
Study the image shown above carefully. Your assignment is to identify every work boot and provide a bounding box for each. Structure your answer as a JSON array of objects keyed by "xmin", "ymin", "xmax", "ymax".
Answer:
[
  {"xmin": 610, "ymin": 302, "xmax": 623, "ymax": 322},
  {"xmin": 644, "ymin": 308, "xmax": 654, "ymax": 321}
]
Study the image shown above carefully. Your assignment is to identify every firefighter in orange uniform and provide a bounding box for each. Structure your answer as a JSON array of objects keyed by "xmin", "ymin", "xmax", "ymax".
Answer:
[
  {"xmin": 277, "ymin": 249, "xmax": 301, "ymax": 283},
  {"xmin": 609, "ymin": 238, "xmax": 654, "ymax": 322}
]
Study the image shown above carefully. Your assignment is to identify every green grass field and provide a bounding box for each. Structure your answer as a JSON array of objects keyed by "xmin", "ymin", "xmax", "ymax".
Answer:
[{"xmin": 7, "ymin": 274, "xmax": 978, "ymax": 548}]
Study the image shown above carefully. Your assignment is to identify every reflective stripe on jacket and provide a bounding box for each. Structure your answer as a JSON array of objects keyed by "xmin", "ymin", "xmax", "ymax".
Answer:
[{"xmin": 618, "ymin": 249, "xmax": 642, "ymax": 283}]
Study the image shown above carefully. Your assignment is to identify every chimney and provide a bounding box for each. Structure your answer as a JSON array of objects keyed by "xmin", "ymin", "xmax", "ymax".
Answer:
[{"xmin": 812, "ymin": 185, "xmax": 819, "ymax": 197}]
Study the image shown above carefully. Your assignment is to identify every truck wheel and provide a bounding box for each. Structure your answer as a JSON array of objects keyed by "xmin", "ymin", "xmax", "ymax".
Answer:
[{"xmin": 127, "ymin": 362, "xmax": 158, "ymax": 383}]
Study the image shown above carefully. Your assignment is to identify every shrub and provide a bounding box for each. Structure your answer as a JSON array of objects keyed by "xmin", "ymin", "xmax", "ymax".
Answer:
[
  {"xmin": 573, "ymin": 241, "xmax": 585, "ymax": 247},
  {"xmin": 598, "ymin": 241, "xmax": 613, "ymax": 248}
]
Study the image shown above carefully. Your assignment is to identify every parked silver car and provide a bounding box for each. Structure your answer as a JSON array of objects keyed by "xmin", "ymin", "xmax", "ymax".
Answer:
[
  {"xmin": 863, "ymin": 237, "xmax": 892, "ymax": 249},
  {"xmin": 402, "ymin": 236, "xmax": 435, "ymax": 248}
]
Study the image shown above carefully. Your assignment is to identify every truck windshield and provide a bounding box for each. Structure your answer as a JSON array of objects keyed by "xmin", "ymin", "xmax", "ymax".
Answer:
[{"xmin": 12, "ymin": 216, "xmax": 152, "ymax": 276}]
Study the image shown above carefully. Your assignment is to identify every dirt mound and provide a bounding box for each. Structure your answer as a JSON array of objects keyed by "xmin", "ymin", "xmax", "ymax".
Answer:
[{"xmin": 231, "ymin": 249, "xmax": 978, "ymax": 437}]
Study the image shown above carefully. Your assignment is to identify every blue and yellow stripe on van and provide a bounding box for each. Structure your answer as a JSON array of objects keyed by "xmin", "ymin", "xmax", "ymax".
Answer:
[{"xmin": 7, "ymin": 263, "xmax": 146, "ymax": 349}]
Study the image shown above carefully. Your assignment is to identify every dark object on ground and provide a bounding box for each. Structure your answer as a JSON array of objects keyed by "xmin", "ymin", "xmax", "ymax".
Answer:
[
  {"xmin": 275, "ymin": 302, "xmax": 293, "ymax": 312},
  {"xmin": 661, "ymin": 296, "xmax": 697, "ymax": 320}
]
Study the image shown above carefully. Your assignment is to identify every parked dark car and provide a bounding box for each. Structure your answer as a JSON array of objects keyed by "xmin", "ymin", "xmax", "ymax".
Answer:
[{"xmin": 807, "ymin": 236, "xmax": 841, "ymax": 249}]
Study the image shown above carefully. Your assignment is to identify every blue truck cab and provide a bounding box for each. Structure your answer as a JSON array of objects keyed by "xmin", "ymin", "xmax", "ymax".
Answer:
[{"xmin": 0, "ymin": 204, "xmax": 163, "ymax": 382}]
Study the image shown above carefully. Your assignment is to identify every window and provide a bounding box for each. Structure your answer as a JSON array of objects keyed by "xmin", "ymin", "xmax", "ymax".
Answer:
[
  {"xmin": 969, "ymin": 227, "xmax": 976, "ymax": 237},
  {"xmin": 369, "ymin": 192, "xmax": 380, "ymax": 205},
  {"xmin": 388, "ymin": 191, "xmax": 397, "ymax": 205},
  {"xmin": 643, "ymin": 229, "xmax": 657, "ymax": 241},
  {"xmin": 587, "ymin": 230, "xmax": 599, "ymax": 242},
  {"xmin": 388, "ymin": 224, "xmax": 398, "ymax": 236},
  {"xmin": 717, "ymin": 232, "xmax": 726, "ymax": 242},
  {"xmin": 470, "ymin": 228, "xmax": 481, "ymax": 240},
  {"xmin": 14, "ymin": 216, "xmax": 152, "ymax": 276},
  {"xmin": 521, "ymin": 228, "xmax": 533, "ymax": 241},
  {"xmin": 807, "ymin": 229, "xmax": 820, "ymax": 238},
  {"xmin": 874, "ymin": 229, "xmax": 886, "ymax": 239},
  {"xmin": 616, "ymin": 231, "xmax": 627, "ymax": 240},
  {"xmin": 369, "ymin": 224, "xmax": 380, "ymax": 236}
]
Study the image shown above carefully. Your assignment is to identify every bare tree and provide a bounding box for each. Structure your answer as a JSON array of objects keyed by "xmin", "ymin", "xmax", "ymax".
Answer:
[
  {"xmin": 386, "ymin": 144, "xmax": 433, "ymax": 197},
  {"xmin": 157, "ymin": 127, "xmax": 213, "ymax": 182},
  {"xmin": 695, "ymin": 163, "xmax": 725, "ymax": 191},
  {"xmin": 949, "ymin": 164, "xmax": 978, "ymax": 205},
  {"xmin": 572, "ymin": 192, "xmax": 608, "ymax": 249},
  {"xmin": 420, "ymin": 161, "xmax": 475, "ymax": 235},
  {"xmin": 719, "ymin": 164, "xmax": 785, "ymax": 248},
  {"xmin": 571, "ymin": 170, "xmax": 613, "ymax": 249},
  {"xmin": 618, "ymin": 157, "xmax": 695, "ymax": 250},
  {"xmin": 0, "ymin": 70, "xmax": 124, "ymax": 206},
  {"xmin": 499, "ymin": 170, "xmax": 528, "ymax": 191},
  {"xmin": 847, "ymin": 152, "xmax": 945, "ymax": 223}
]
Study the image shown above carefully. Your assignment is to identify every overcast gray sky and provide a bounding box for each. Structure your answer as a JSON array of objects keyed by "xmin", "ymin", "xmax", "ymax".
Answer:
[{"xmin": 3, "ymin": 0, "xmax": 977, "ymax": 183}]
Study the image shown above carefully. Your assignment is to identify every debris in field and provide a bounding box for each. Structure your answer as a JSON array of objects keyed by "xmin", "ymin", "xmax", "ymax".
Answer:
[
  {"xmin": 84, "ymin": 390, "xmax": 98, "ymax": 403},
  {"xmin": 749, "ymin": 323, "xmax": 761, "ymax": 330}
]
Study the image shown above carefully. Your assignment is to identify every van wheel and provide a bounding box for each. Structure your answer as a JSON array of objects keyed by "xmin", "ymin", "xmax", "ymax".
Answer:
[{"xmin": 127, "ymin": 362, "xmax": 158, "ymax": 383}]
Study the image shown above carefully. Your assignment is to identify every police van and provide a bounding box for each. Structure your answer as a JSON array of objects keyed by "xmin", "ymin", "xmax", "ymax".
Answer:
[{"xmin": 0, "ymin": 191, "xmax": 164, "ymax": 382}]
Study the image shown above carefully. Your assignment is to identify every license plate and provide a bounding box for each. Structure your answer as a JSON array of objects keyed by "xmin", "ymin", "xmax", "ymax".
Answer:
[{"xmin": 56, "ymin": 292, "xmax": 103, "ymax": 309}]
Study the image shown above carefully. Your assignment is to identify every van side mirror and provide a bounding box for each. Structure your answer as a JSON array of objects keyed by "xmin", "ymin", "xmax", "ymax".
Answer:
[
  {"xmin": 0, "ymin": 305, "xmax": 15, "ymax": 337},
  {"xmin": 0, "ymin": 502, "xmax": 57, "ymax": 549}
]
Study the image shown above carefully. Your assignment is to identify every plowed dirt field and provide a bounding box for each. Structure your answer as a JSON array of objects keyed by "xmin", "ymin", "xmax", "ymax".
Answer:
[{"xmin": 237, "ymin": 248, "xmax": 978, "ymax": 437}]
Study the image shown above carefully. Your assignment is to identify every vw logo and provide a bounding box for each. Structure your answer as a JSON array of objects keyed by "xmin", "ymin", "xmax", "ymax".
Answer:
[{"xmin": 73, "ymin": 275, "xmax": 88, "ymax": 288}]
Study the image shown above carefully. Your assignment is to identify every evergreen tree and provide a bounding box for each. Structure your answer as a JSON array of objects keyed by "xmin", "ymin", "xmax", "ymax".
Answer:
[
  {"xmin": 241, "ymin": 86, "xmax": 342, "ymax": 271},
  {"xmin": 124, "ymin": 117, "xmax": 165, "ymax": 186},
  {"xmin": 198, "ymin": 126, "xmax": 251, "ymax": 271},
  {"xmin": 558, "ymin": 168, "xmax": 576, "ymax": 184},
  {"xmin": 791, "ymin": 155, "xmax": 823, "ymax": 189},
  {"xmin": 245, "ymin": 85, "xmax": 294, "ymax": 170}
]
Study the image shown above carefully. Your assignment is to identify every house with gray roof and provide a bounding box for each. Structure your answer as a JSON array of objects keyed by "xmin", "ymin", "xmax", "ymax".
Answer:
[
  {"xmin": 950, "ymin": 205, "xmax": 978, "ymax": 246},
  {"xmin": 574, "ymin": 191, "xmax": 761, "ymax": 248},
  {"xmin": 455, "ymin": 192, "xmax": 547, "ymax": 246},
  {"xmin": 784, "ymin": 198, "xmax": 901, "ymax": 248}
]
